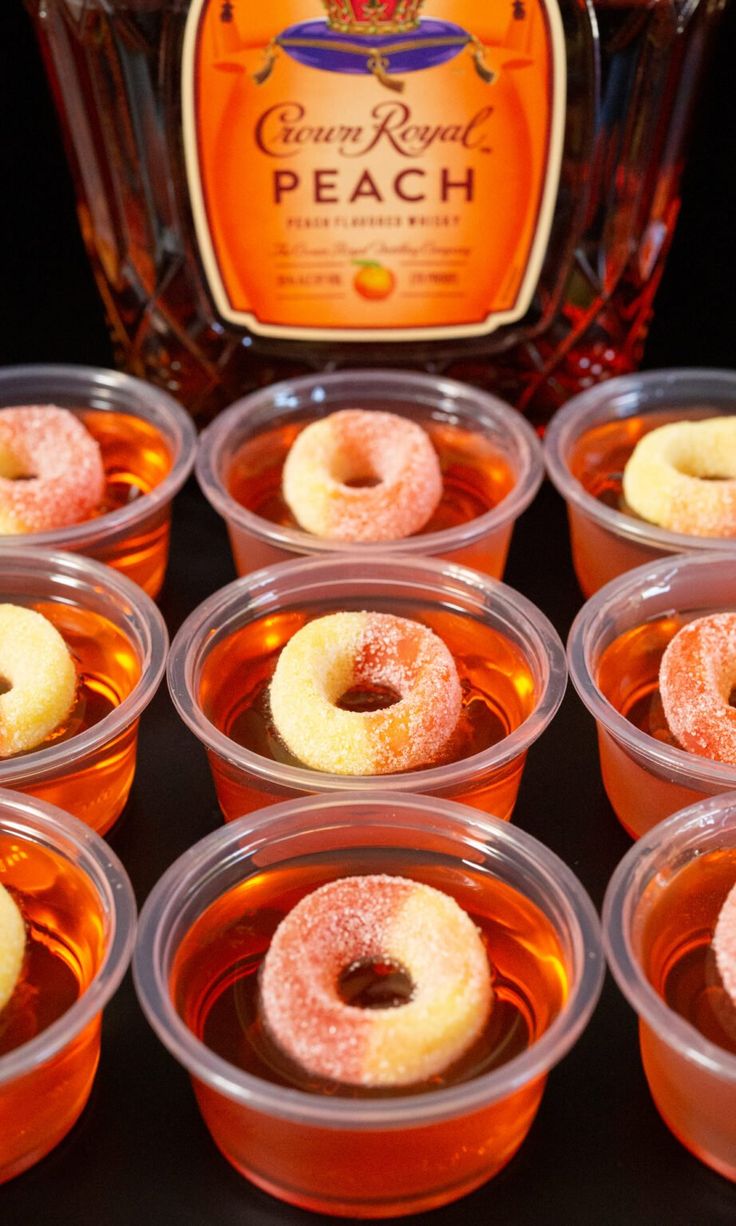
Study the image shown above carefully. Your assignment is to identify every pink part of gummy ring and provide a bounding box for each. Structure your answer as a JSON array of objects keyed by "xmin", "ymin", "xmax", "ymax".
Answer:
[
  {"xmin": 0, "ymin": 405, "xmax": 105, "ymax": 533},
  {"xmin": 714, "ymin": 882, "xmax": 736, "ymax": 1009},
  {"xmin": 659, "ymin": 613, "xmax": 736, "ymax": 764},
  {"xmin": 282, "ymin": 409, "xmax": 443, "ymax": 542},
  {"xmin": 259, "ymin": 875, "xmax": 492, "ymax": 1088}
]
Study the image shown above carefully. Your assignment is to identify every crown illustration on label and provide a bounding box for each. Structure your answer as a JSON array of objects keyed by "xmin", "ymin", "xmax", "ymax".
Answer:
[{"xmin": 322, "ymin": 0, "xmax": 424, "ymax": 35}]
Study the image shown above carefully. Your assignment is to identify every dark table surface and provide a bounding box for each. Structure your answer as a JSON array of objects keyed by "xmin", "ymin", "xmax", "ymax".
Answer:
[{"xmin": 2, "ymin": 1, "xmax": 736, "ymax": 1221}]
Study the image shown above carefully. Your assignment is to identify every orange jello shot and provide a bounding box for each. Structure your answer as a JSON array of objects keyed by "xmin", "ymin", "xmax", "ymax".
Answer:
[
  {"xmin": 0, "ymin": 788, "xmax": 135, "ymax": 1183},
  {"xmin": 167, "ymin": 555, "xmax": 566, "ymax": 821},
  {"xmin": 0, "ymin": 546, "xmax": 167, "ymax": 834},
  {"xmin": 544, "ymin": 368, "xmax": 736, "ymax": 596},
  {"xmin": 604, "ymin": 792, "xmax": 736, "ymax": 1181},
  {"xmin": 0, "ymin": 364, "xmax": 196, "ymax": 597},
  {"xmin": 196, "ymin": 370, "xmax": 543, "ymax": 579},
  {"xmin": 134, "ymin": 793, "xmax": 603, "ymax": 1217},
  {"xmin": 568, "ymin": 552, "xmax": 736, "ymax": 838}
]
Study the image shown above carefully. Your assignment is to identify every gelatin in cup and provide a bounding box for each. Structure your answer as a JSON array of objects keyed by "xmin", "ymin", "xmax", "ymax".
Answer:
[
  {"xmin": 567, "ymin": 552, "xmax": 736, "ymax": 838},
  {"xmin": 0, "ymin": 546, "xmax": 167, "ymax": 835},
  {"xmin": 544, "ymin": 368, "xmax": 736, "ymax": 597},
  {"xmin": 196, "ymin": 370, "xmax": 543, "ymax": 579},
  {"xmin": 604, "ymin": 792, "xmax": 736, "ymax": 1181},
  {"xmin": 0, "ymin": 364, "xmax": 196, "ymax": 598},
  {"xmin": 134, "ymin": 792, "xmax": 603, "ymax": 1218},
  {"xmin": 0, "ymin": 788, "xmax": 135, "ymax": 1184},
  {"xmin": 166, "ymin": 554, "xmax": 566, "ymax": 822}
]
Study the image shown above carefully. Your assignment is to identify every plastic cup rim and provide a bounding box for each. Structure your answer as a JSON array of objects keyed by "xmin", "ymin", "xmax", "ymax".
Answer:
[
  {"xmin": 566, "ymin": 549, "xmax": 736, "ymax": 790},
  {"xmin": 0, "ymin": 787, "xmax": 136, "ymax": 1087},
  {"xmin": 603, "ymin": 790, "xmax": 736, "ymax": 1084},
  {"xmin": 133, "ymin": 790, "xmax": 604, "ymax": 1128},
  {"xmin": 544, "ymin": 366, "xmax": 736, "ymax": 555},
  {"xmin": 166, "ymin": 552, "xmax": 568, "ymax": 792},
  {"xmin": 0, "ymin": 363, "xmax": 197, "ymax": 549},
  {"xmin": 0, "ymin": 544, "xmax": 168, "ymax": 783},
  {"xmin": 196, "ymin": 368, "xmax": 544, "ymax": 555}
]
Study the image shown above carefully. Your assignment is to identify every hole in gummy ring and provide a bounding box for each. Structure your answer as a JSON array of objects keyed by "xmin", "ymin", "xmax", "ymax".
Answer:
[
  {"xmin": 338, "ymin": 957, "xmax": 414, "ymax": 1010},
  {"xmin": 342, "ymin": 475, "xmax": 382, "ymax": 489},
  {"xmin": 337, "ymin": 683, "xmax": 401, "ymax": 713}
]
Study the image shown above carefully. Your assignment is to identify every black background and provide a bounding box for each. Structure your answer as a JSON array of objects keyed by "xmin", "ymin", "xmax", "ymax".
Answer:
[{"xmin": 1, "ymin": 1, "xmax": 736, "ymax": 1222}]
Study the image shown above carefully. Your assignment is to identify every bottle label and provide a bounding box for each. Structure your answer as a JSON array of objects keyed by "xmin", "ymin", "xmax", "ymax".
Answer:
[{"xmin": 182, "ymin": 1, "xmax": 565, "ymax": 341}]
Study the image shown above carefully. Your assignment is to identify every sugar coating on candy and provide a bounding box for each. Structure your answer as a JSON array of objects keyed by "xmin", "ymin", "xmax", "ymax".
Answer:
[
  {"xmin": 714, "ymin": 882, "xmax": 736, "ymax": 1008},
  {"xmin": 282, "ymin": 409, "xmax": 443, "ymax": 542},
  {"xmin": 622, "ymin": 417, "xmax": 736, "ymax": 537},
  {"xmin": 0, "ymin": 405, "xmax": 105, "ymax": 533},
  {"xmin": 260, "ymin": 875, "xmax": 492, "ymax": 1087},
  {"xmin": 0, "ymin": 604, "xmax": 77, "ymax": 757},
  {"xmin": 659, "ymin": 614, "xmax": 736, "ymax": 764},
  {"xmin": 0, "ymin": 883, "xmax": 25, "ymax": 1014},
  {"xmin": 269, "ymin": 611, "xmax": 462, "ymax": 775}
]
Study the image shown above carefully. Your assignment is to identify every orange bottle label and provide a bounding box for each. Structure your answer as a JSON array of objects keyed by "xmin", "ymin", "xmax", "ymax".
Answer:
[{"xmin": 182, "ymin": 1, "xmax": 565, "ymax": 341}]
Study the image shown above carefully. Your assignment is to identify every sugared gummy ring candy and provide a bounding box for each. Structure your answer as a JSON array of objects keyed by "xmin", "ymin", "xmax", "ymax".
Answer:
[
  {"xmin": 0, "ymin": 405, "xmax": 105, "ymax": 533},
  {"xmin": 0, "ymin": 604, "xmax": 76, "ymax": 756},
  {"xmin": 622, "ymin": 417, "xmax": 736, "ymax": 536},
  {"xmin": 260, "ymin": 874, "xmax": 492, "ymax": 1087},
  {"xmin": 269, "ymin": 611, "xmax": 462, "ymax": 775},
  {"xmin": 659, "ymin": 613, "xmax": 736, "ymax": 764},
  {"xmin": 0, "ymin": 884, "xmax": 25, "ymax": 1013},
  {"xmin": 282, "ymin": 409, "xmax": 442, "ymax": 541}
]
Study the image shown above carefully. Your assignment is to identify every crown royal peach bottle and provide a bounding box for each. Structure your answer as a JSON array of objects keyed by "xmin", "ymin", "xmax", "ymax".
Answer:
[{"xmin": 27, "ymin": 0, "xmax": 725, "ymax": 424}]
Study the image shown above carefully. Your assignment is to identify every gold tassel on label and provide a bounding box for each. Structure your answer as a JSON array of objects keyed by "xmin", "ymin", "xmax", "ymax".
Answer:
[
  {"xmin": 367, "ymin": 52, "xmax": 405, "ymax": 92},
  {"xmin": 253, "ymin": 39, "xmax": 278, "ymax": 85},
  {"xmin": 469, "ymin": 35, "xmax": 495, "ymax": 84}
]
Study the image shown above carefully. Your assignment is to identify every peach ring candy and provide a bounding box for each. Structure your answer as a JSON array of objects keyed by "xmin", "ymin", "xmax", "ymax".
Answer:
[
  {"xmin": 281, "ymin": 409, "xmax": 442, "ymax": 541},
  {"xmin": 622, "ymin": 417, "xmax": 736, "ymax": 536},
  {"xmin": 269, "ymin": 611, "xmax": 462, "ymax": 775},
  {"xmin": 659, "ymin": 613, "xmax": 736, "ymax": 764},
  {"xmin": 260, "ymin": 874, "xmax": 492, "ymax": 1087},
  {"xmin": 714, "ymin": 881, "xmax": 736, "ymax": 1009},
  {"xmin": 0, "ymin": 882, "xmax": 25, "ymax": 1013},
  {"xmin": 0, "ymin": 405, "xmax": 105, "ymax": 533},
  {"xmin": 0, "ymin": 603, "xmax": 77, "ymax": 757}
]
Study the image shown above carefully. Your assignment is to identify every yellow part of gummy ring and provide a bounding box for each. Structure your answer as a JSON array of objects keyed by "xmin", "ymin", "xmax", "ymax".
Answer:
[
  {"xmin": 0, "ymin": 883, "xmax": 25, "ymax": 1013},
  {"xmin": 260, "ymin": 875, "xmax": 492, "ymax": 1087},
  {"xmin": 622, "ymin": 417, "xmax": 736, "ymax": 536},
  {"xmin": 269, "ymin": 611, "xmax": 462, "ymax": 775},
  {"xmin": 0, "ymin": 604, "xmax": 77, "ymax": 757}
]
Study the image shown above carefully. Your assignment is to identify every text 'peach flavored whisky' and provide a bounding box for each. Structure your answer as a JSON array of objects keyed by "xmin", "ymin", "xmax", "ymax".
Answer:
[{"xmin": 29, "ymin": 0, "xmax": 724, "ymax": 424}]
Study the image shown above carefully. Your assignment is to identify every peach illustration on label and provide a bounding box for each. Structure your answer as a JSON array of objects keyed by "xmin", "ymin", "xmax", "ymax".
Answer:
[{"xmin": 353, "ymin": 261, "xmax": 396, "ymax": 300}]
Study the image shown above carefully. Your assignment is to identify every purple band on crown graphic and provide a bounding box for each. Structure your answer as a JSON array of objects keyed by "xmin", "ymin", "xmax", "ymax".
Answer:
[{"xmin": 214, "ymin": 0, "xmax": 533, "ymax": 90}]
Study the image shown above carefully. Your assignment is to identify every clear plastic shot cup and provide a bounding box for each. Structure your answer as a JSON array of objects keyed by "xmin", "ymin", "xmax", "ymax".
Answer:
[
  {"xmin": 196, "ymin": 370, "xmax": 544, "ymax": 579},
  {"xmin": 604, "ymin": 792, "xmax": 736, "ymax": 1181},
  {"xmin": 0, "ymin": 546, "xmax": 168, "ymax": 834},
  {"xmin": 167, "ymin": 554, "xmax": 566, "ymax": 822},
  {"xmin": 567, "ymin": 552, "xmax": 736, "ymax": 838},
  {"xmin": 544, "ymin": 369, "xmax": 736, "ymax": 597},
  {"xmin": 0, "ymin": 788, "xmax": 136, "ymax": 1184},
  {"xmin": 134, "ymin": 791, "xmax": 604, "ymax": 1218},
  {"xmin": 0, "ymin": 364, "xmax": 197, "ymax": 597}
]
